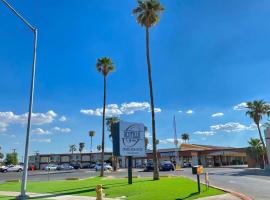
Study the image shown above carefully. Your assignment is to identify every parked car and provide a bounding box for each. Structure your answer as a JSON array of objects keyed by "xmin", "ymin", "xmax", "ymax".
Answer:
[
  {"xmin": 71, "ymin": 163, "xmax": 81, "ymax": 169},
  {"xmin": 183, "ymin": 162, "xmax": 192, "ymax": 168},
  {"xmin": 82, "ymin": 163, "xmax": 96, "ymax": 169},
  {"xmin": 159, "ymin": 161, "xmax": 175, "ymax": 171},
  {"xmin": 95, "ymin": 163, "xmax": 112, "ymax": 171},
  {"xmin": 144, "ymin": 160, "xmax": 154, "ymax": 171},
  {"xmin": 44, "ymin": 164, "xmax": 58, "ymax": 171},
  {"xmin": 57, "ymin": 164, "xmax": 74, "ymax": 170},
  {"xmin": 1, "ymin": 165, "xmax": 23, "ymax": 173}
]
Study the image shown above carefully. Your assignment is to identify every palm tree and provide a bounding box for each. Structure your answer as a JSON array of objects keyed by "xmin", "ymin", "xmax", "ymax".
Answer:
[
  {"xmin": 79, "ymin": 142, "xmax": 85, "ymax": 164},
  {"xmin": 69, "ymin": 144, "xmax": 76, "ymax": 162},
  {"xmin": 247, "ymin": 138, "xmax": 265, "ymax": 167},
  {"xmin": 144, "ymin": 137, "xmax": 149, "ymax": 150},
  {"xmin": 181, "ymin": 133, "xmax": 189, "ymax": 144},
  {"xmin": 89, "ymin": 131, "xmax": 95, "ymax": 153},
  {"xmin": 96, "ymin": 57, "xmax": 115, "ymax": 177},
  {"xmin": 106, "ymin": 117, "xmax": 120, "ymax": 171},
  {"xmin": 246, "ymin": 100, "xmax": 270, "ymax": 163},
  {"xmin": 0, "ymin": 146, "xmax": 4, "ymax": 161},
  {"xmin": 133, "ymin": 0, "xmax": 164, "ymax": 181},
  {"xmin": 69, "ymin": 144, "xmax": 76, "ymax": 154},
  {"xmin": 97, "ymin": 145, "xmax": 102, "ymax": 152},
  {"xmin": 89, "ymin": 130, "xmax": 95, "ymax": 165},
  {"xmin": 106, "ymin": 117, "xmax": 120, "ymax": 139}
]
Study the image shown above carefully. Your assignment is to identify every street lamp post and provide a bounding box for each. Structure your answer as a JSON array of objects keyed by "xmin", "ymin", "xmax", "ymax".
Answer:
[{"xmin": 1, "ymin": 0, "xmax": 37, "ymax": 199}]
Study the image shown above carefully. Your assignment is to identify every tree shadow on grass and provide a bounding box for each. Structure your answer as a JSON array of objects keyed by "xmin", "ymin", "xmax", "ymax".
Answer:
[
  {"xmin": 175, "ymin": 192, "xmax": 200, "ymax": 200},
  {"xmin": 103, "ymin": 179, "xmax": 152, "ymax": 189},
  {"xmin": 29, "ymin": 188, "xmax": 96, "ymax": 199},
  {"xmin": 28, "ymin": 179, "xmax": 153, "ymax": 199}
]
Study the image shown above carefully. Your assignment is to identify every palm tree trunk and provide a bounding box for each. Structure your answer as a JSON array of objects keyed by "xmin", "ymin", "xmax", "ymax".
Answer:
[
  {"xmin": 146, "ymin": 27, "xmax": 159, "ymax": 180},
  {"xmin": 100, "ymin": 76, "xmax": 106, "ymax": 177},
  {"xmin": 91, "ymin": 136, "xmax": 93, "ymax": 153},
  {"xmin": 256, "ymin": 123, "xmax": 268, "ymax": 164},
  {"xmin": 90, "ymin": 136, "xmax": 93, "ymax": 166}
]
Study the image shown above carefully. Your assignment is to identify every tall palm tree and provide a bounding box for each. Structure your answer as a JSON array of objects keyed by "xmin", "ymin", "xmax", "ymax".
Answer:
[
  {"xmin": 96, "ymin": 57, "xmax": 115, "ymax": 177},
  {"xmin": 89, "ymin": 130, "xmax": 95, "ymax": 165},
  {"xmin": 106, "ymin": 117, "xmax": 120, "ymax": 171},
  {"xmin": 181, "ymin": 133, "xmax": 189, "ymax": 144},
  {"xmin": 89, "ymin": 131, "xmax": 95, "ymax": 153},
  {"xmin": 79, "ymin": 142, "xmax": 85, "ymax": 164},
  {"xmin": 69, "ymin": 144, "xmax": 76, "ymax": 162},
  {"xmin": 133, "ymin": 0, "xmax": 164, "ymax": 181},
  {"xmin": 246, "ymin": 100, "xmax": 270, "ymax": 163}
]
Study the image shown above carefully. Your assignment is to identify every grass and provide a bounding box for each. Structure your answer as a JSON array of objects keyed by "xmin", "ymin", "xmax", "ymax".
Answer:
[
  {"xmin": 0, "ymin": 177, "xmax": 224, "ymax": 200},
  {"xmin": 0, "ymin": 196, "xmax": 46, "ymax": 200}
]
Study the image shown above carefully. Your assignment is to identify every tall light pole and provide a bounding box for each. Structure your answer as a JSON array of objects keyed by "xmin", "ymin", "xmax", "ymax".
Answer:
[{"xmin": 1, "ymin": 0, "xmax": 37, "ymax": 199}]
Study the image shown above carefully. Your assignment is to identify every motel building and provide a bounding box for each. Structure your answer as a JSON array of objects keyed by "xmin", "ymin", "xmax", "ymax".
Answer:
[
  {"xmin": 146, "ymin": 144, "xmax": 247, "ymax": 167},
  {"xmin": 28, "ymin": 143, "xmax": 247, "ymax": 169}
]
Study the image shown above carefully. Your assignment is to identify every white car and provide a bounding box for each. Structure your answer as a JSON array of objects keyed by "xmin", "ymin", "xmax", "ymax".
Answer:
[
  {"xmin": 44, "ymin": 164, "xmax": 58, "ymax": 171},
  {"xmin": 95, "ymin": 163, "xmax": 112, "ymax": 171},
  {"xmin": 57, "ymin": 164, "xmax": 74, "ymax": 170},
  {"xmin": 1, "ymin": 165, "xmax": 23, "ymax": 173}
]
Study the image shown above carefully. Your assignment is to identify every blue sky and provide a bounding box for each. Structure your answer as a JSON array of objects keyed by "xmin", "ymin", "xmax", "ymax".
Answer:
[{"xmin": 1, "ymin": 0, "xmax": 270, "ymax": 159}]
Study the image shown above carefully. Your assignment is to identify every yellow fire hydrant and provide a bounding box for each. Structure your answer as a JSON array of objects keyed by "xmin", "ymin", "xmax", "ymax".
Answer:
[{"xmin": 96, "ymin": 184, "xmax": 104, "ymax": 200}]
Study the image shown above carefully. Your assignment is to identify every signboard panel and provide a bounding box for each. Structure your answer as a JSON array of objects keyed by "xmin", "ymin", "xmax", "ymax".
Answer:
[
  {"xmin": 112, "ymin": 121, "xmax": 146, "ymax": 157},
  {"xmin": 119, "ymin": 121, "xmax": 145, "ymax": 157}
]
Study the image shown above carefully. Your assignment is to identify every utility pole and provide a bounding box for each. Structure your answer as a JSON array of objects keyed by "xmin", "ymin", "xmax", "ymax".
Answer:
[{"xmin": 1, "ymin": 1, "xmax": 38, "ymax": 199}]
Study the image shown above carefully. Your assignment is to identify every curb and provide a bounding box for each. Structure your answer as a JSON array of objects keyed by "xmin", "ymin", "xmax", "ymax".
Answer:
[
  {"xmin": 209, "ymin": 185, "xmax": 252, "ymax": 200},
  {"xmin": 181, "ymin": 175, "xmax": 252, "ymax": 200}
]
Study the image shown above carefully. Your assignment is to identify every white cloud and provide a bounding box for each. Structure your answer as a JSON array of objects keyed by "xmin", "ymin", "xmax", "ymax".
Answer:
[
  {"xmin": 0, "ymin": 122, "xmax": 7, "ymax": 132},
  {"xmin": 52, "ymin": 127, "xmax": 71, "ymax": 133},
  {"xmin": 145, "ymin": 131, "xmax": 152, "ymax": 138},
  {"xmin": 193, "ymin": 131, "xmax": 215, "ymax": 136},
  {"xmin": 59, "ymin": 116, "xmax": 67, "ymax": 122},
  {"xmin": 178, "ymin": 110, "xmax": 183, "ymax": 113},
  {"xmin": 233, "ymin": 102, "xmax": 247, "ymax": 111},
  {"xmin": 149, "ymin": 108, "xmax": 162, "ymax": 113},
  {"xmin": 32, "ymin": 128, "xmax": 51, "ymax": 135},
  {"xmin": 211, "ymin": 112, "xmax": 224, "ymax": 117},
  {"xmin": 159, "ymin": 138, "xmax": 182, "ymax": 145},
  {"xmin": 31, "ymin": 138, "xmax": 51, "ymax": 143},
  {"xmin": 0, "ymin": 110, "xmax": 57, "ymax": 126},
  {"xmin": 210, "ymin": 122, "xmax": 256, "ymax": 133},
  {"xmin": 121, "ymin": 102, "xmax": 150, "ymax": 114},
  {"xmin": 80, "ymin": 102, "xmax": 161, "ymax": 117},
  {"xmin": 10, "ymin": 134, "xmax": 16, "ymax": 138},
  {"xmin": 186, "ymin": 110, "xmax": 194, "ymax": 114}
]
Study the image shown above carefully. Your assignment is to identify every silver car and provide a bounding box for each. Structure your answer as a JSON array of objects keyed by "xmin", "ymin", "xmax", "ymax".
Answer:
[
  {"xmin": 1, "ymin": 165, "xmax": 23, "ymax": 173},
  {"xmin": 57, "ymin": 164, "xmax": 74, "ymax": 170}
]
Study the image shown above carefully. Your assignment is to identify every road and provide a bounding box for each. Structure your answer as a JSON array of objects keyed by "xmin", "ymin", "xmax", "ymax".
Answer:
[
  {"xmin": 180, "ymin": 167, "xmax": 270, "ymax": 200},
  {"xmin": 1, "ymin": 167, "xmax": 270, "ymax": 200}
]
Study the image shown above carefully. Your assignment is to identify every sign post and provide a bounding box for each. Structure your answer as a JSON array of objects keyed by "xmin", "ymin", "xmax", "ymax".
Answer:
[
  {"xmin": 192, "ymin": 165, "xmax": 203, "ymax": 193},
  {"xmin": 112, "ymin": 121, "xmax": 146, "ymax": 185},
  {"xmin": 128, "ymin": 156, "xmax": 132, "ymax": 184},
  {"xmin": 264, "ymin": 128, "xmax": 270, "ymax": 170},
  {"xmin": 197, "ymin": 174, "xmax": 201, "ymax": 193}
]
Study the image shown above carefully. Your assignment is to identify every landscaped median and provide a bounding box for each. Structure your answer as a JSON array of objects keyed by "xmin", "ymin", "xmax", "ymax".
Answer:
[{"xmin": 0, "ymin": 176, "xmax": 224, "ymax": 200}]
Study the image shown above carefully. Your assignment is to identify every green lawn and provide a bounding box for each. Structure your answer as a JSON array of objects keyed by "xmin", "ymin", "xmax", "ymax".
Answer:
[
  {"xmin": 0, "ymin": 177, "xmax": 224, "ymax": 200},
  {"xmin": 0, "ymin": 197, "xmax": 46, "ymax": 200}
]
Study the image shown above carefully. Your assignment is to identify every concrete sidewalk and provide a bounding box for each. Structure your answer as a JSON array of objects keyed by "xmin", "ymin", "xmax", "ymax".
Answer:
[
  {"xmin": 0, "ymin": 191, "xmax": 123, "ymax": 200},
  {"xmin": 197, "ymin": 194, "xmax": 241, "ymax": 200}
]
